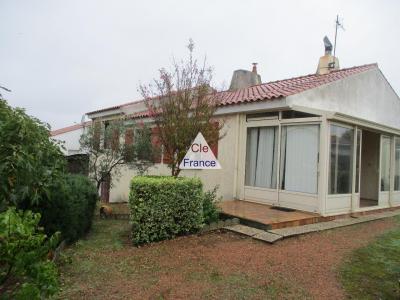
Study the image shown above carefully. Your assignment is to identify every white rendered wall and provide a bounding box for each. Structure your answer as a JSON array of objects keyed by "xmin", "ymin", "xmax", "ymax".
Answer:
[
  {"xmin": 52, "ymin": 127, "xmax": 85, "ymax": 155},
  {"xmin": 108, "ymin": 114, "xmax": 239, "ymax": 202}
]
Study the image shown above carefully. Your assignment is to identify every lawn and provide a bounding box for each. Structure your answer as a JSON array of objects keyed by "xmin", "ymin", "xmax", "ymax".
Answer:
[
  {"xmin": 340, "ymin": 216, "xmax": 400, "ymax": 299},
  {"xmin": 57, "ymin": 216, "xmax": 399, "ymax": 299}
]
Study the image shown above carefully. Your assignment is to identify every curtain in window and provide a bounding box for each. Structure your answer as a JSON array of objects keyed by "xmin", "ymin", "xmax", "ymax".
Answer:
[
  {"xmin": 245, "ymin": 127, "xmax": 277, "ymax": 188},
  {"xmin": 245, "ymin": 128, "xmax": 259, "ymax": 186},
  {"xmin": 255, "ymin": 128, "xmax": 277, "ymax": 188},
  {"xmin": 280, "ymin": 125, "xmax": 319, "ymax": 194}
]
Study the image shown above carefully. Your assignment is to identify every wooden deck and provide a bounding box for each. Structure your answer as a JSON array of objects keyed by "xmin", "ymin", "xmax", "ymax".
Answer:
[{"xmin": 219, "ymin": 200, "xmax": 334, "ymax": 230}]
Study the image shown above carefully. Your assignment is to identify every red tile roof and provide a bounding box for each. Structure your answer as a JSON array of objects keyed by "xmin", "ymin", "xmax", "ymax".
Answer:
[
  {"xmin": 87, "ymin": 99, "xmax": 146, "ymax": 115},
  {"xmin": 87, "ymin": 63, "xmax": 377, "ymax": 116},
  {"xmin": 50, "ymin": 121, "xmax": 91, "ymax": 136},
  {"xmin": 216, "ymin": 63, "xmax": 377, "ymax": 105}
]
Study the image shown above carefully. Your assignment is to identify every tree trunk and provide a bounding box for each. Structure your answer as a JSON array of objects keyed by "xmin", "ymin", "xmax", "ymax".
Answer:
[
  {"xmin": 172, "ymin": 164, "xmax": 181, "ymax": 177},
  {"xmin": 96, "ymin": 181, "xmax": 102, "ymax": 192},
  {"xmin": 100, "ymin": 175, "xmax": 111, "ymax": 203}
]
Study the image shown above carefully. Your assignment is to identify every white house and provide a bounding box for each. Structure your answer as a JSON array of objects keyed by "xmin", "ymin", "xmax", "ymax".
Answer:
[
  {"xmin": 83, "ymin": 42, "xmax": 400, "ymax": 218},
  {"xmin": 51, "ymin": 121, "xmax": 91, "ymax": 174},
  {"xmin": 51, "ymin": 122, "xmax": 90, "ymax": 155}
]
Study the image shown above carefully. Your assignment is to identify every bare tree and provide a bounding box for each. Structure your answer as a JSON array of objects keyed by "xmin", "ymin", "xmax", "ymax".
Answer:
[
  {"xmin": 140, "ymin": 40, "xmax": 224, "ymax": 177},
  {"xmin": 79, "ymin": 118, "xmax": 156, "ymax": 198}
]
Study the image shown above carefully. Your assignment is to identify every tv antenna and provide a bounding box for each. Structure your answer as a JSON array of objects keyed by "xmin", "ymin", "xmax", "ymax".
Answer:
[{"xmin": 333, "ymin": 14, "xmax": 345, "ymax": 59}]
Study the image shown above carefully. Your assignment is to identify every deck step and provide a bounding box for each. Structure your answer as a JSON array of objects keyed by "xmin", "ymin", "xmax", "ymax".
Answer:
[
  {"xmin": 220, "ymin": 211, "xmax": 330, "ymax": 231},
  {"xmin": 219, "ymin": 200, "xmax": 332, "ymax": 231},
  {"xmin": 224, "ymin": 209, "xmax": 400, "ymax": 244}
]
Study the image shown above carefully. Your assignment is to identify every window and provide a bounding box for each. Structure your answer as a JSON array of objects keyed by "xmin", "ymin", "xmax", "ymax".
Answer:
[
  {"xmin": 395, "ymin": 138, "xmax": 400, "ymax": 191},
  {"xmin": 124, "ymin": 128, "xmax": 134, "ymax": 162},
  {"xmin": 125, "ymin": 128, "xmax": 134, "ymax": 145},
  {"xmin": 103, "ymin": 121, "xmax": 110, "ymax": 149},
  {"xmin": 329, "ymin": 125, "xmax": 354, "ymax": 194},
  {"xmin": 151, "ymin": 127, "xmax": 162, "ymax": 163},
  {"xmin": 93, "ymin": 121, "xmax": 101, "ymax": 150},
  {"xmin": 245, "ymin": 126, "xmax": 278, "ymax": 188},
  {"xmin": 111, "ymin": 128, "xmax": 120, "ymax": 150},
  {"xmin": 246, "ymin": 112, "xmax": 279, "ymax": 122},
  {"xmin": 380, "ymin": 136, "xmax": 391, "ymax": 191},
  {"xmin": 281, "ymin": 110, "xmax": 317, "ymax": 119},
  {"xmin": 280, "ymin": 125, "xmax": 319, "ymax": 194}
]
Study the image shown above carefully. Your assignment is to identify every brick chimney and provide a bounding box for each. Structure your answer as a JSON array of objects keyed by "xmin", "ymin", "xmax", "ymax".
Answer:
[{"xmin": 316, "ymin": 36, "xmax": 340, "ymax": 75}]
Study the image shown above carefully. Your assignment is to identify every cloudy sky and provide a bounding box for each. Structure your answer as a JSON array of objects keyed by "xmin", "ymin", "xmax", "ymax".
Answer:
[{"xmin": 1, "ymin": 0, "xmax": 399, "ymax": 130}]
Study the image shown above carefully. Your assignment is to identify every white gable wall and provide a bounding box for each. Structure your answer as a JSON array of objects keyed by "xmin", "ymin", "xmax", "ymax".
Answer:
[
  {"xmin": 52, "ymin": 127, "xmax": 85, "ymax": 155},
  {"xmin": 108, "ymin": 114, "xmax": 240, "ymax": 202},
  {"xmin": 286, "ymin": 68, "xmax": 400, "ymax": 129}
]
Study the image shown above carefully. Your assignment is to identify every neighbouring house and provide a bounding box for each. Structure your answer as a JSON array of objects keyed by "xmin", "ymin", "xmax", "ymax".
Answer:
[
  {"xmin": 51, "ymin": 121, "xmax": 91, "ymax": 175},
  {"xmin": 79, "ymin": 39, "xmax": 400, "ymax": 217}
]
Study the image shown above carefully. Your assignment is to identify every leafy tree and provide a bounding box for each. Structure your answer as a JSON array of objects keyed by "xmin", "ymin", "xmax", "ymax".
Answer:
[
  {"xmin": 0, "ymin": 99, "xmax": 98, "ymax": 242},
  {"xmin": 0, "ymin": 99, "xmax": 66, "ymax": 211},
  {"xmin": 79, "ymin": 118, "xmax": 156, "ymax": 194},
  {"xmin": 140, "ymin": 40, "xmax": 223, "ymax": 177},
  {"xmin": 0, "ymin": 208, "xmax": 59, "ymax": 299}
]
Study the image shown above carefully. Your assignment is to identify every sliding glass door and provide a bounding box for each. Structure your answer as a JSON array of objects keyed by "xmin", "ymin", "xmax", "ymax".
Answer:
[
  {"xmin": 245, "ymin": 126, "xmax": 278, "ymax": 189},
  {"xmin": 280, "ymin": 125, "xmax": 320, "ymax": 194},
  {"xmin": 245, "ymin": 124, "xmax": 319, "ymax": 195}
]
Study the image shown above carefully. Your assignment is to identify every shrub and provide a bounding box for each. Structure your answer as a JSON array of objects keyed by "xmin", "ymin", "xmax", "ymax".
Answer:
[
  {"xmin": 0, "ymin": 208, "xmax": 59, "ymax": 299},
  {"xmin": 0, "ymin": 100, "xmax": 98, "ymax": 243},
  {"xmin": 38, "ymin": 174, "xmax": 98, "ymax": 243},
  {"xmin": 0, "ymin": 100, "xmax": 97, "ymax": 297},
  {"xmin": 129, "ymin": 176, "xmax": 204, "ymax": 245},
  {"xmin": 0, "ymin": 99, "xmax": 66, "ymax": 210},
  {"xmin": 202, "ymin": 186, "xmax": 221, "ymax": 224}
]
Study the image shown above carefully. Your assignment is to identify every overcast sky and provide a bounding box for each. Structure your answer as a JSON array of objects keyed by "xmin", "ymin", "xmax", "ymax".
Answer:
[{"xmin": 1, "ymin": 0, "xmax": 399, "ymax": 130}]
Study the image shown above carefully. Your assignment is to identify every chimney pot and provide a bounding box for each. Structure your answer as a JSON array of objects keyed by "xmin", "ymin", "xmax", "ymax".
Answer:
[{"xmin": 252, "ymin": 63, "xmax": 258, "ymax": 74}]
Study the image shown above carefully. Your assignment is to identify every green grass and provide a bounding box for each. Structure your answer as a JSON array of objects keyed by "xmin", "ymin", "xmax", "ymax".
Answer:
[{"xmin": 340, "ymin": 216, "xmax": 400, "ymax": 299}]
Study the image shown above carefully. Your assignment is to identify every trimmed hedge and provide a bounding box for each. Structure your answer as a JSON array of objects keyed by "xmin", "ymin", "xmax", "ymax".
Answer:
[
  {"xmin": 38, "ymin": 174, "xmax": 98, "ymax": 243},
  {"xmin": 129, "ymin": 176, "xmax": 204, "ymax": 245}
]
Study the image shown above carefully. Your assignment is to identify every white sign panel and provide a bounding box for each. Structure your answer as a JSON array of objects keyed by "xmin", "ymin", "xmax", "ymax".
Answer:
[{"xmin": 179, "ymin": 132, "xmax": 221, "ymax": 169}]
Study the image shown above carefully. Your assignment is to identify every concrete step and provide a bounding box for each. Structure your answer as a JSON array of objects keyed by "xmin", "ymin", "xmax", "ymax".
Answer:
[{"xmin": 223, "ymin": 224, "xmax": 283, "ymax": 243}]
